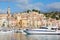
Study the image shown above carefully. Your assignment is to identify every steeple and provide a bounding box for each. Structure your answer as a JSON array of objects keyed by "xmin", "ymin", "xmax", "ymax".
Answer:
[
  {"xmin": 7, "ymin": 7, "xmax": 11, "ymax": 19},
  {"xmin": 7, "ymin": 7, "xmax": 10, "ymax": 15},
  {"xmin": 7, "ymin": 7, "xmax": 11, "ymax": 27}
]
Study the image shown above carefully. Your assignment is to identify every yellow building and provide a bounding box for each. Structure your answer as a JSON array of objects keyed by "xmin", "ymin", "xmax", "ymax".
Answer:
[
  {"xmin": 13, "ymin": 12, "xmax": 46, "ymax": 29},
  {"xmin": 0, "ymin": 20, "xmax": 3, "ymax": 27}
]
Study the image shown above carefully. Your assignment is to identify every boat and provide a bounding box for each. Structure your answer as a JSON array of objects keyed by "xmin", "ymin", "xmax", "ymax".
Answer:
[
  {"xmin": 24, "ymin": 27, "xmax": 60, "ymax": 35},
  {"xmin": 0, "ymin": 27, "xmax": 14, "ymax": 34},
  {"xmin": 0, "ymin": 30, "xmax": 13, "ymax": 34},
  {"xmin": 0, "ymin": 30, "xmax": 14, "ymax": 35}
]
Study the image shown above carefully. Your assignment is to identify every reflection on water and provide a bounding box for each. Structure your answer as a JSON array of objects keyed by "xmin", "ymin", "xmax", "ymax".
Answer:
[
  {"xmin": 0, "ymin": 33, "xmax": 60, "ymax": 40},
  {"xmin": 0, "ymin": 32, "xmax": 13, "ymax": 40},
  {"xmin": 26, "ymin": 35, "xmax": 60, "ymax": 40}
]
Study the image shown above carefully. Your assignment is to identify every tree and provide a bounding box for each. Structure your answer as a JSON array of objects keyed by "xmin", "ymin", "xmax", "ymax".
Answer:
[
  {"xmin": 26, "ymin": 10, "xmax": 31, "ymax": 13},
  {"xmin": 32, "ymin": 9, "xmax": 40, "ymax": 13}
]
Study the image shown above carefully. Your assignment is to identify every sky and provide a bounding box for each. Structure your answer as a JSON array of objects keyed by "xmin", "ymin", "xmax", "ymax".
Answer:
[{"xmin": 0, "ymin": 0, "xmax": 60, "ymax": 13}]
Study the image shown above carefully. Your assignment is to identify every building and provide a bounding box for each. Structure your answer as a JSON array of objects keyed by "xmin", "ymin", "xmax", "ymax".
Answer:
[
  {"xmin": 0, "ymin": 7, "xmax": 59, "ymax": 29},
  {"xmin": 0, "ymin": 7, "xmax": 17, "ymax": 28},
  {"xmin": 13, "ymin": 12, "xmax": 46, "ymax": 29}
]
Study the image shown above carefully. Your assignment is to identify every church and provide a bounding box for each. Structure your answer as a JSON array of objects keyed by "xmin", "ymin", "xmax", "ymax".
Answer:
[{"xmin": 0, "ymin": 7, "xmax": 17, "ymax": 27}]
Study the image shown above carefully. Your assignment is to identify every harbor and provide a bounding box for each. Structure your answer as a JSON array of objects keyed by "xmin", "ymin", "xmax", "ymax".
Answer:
[
  {"xmin": 0, "ymin": 7, "xmax": 60, "ymax": 40},
  {"xmin": 0, "ymin": 0, "xmax": 60, "ymax": 40}
]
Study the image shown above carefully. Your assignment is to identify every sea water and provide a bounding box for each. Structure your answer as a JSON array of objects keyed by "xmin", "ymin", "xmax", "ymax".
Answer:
[{"xmin": 0, "ymin": 33, "xmax": 60, "ymax": 40}]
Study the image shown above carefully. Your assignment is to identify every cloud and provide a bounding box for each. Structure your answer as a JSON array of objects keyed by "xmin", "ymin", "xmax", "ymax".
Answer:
[
  {"xmin": 16, "ymin": 0, "xmax": 28, "ymax": 3},
  {"xmin": 0, "ymin": 0, "xmax": 45, "ymax": 12},
  {"xmin": 0, "ymin": 0, "xmax": 29, "ymax": 13},
  {"xmin": 0, "ymin": 0, "xmax": 10, "ymax": 2},
  {"xmin": 47, "ymin": 2, "xmax": 60, "ymax": 9},
  {"xmin": 16, "ymin": 1, "xmax": 60, "ymax": 12},
  {"xmin": 17, "ymin": 2, "xmax": 44, "ymax": 11},
  {"xmin": 27, "ymin": 2, "xmax": 44, "ymax": 10},
  {"xmin": 1, "ymin": 0, "xmax": 60, "ymax": 12},
  {"xmin": 0, "ymin": 0, "xmax": 28, "ymax": 3},
  {"xmin": 0, "ymin": 9, "xmax": 7, "ymax": 13}
]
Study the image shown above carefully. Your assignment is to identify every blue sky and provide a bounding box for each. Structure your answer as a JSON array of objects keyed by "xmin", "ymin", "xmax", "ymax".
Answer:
[{"xmin": 0, "ymin": 0, "xmax": 60, "ymax": 13}]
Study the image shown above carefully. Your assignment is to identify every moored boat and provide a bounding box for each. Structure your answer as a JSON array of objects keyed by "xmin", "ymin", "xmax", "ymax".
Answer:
[{"xmin": 24, "ymin": 28, "xmax": 60, "ymax": 35}]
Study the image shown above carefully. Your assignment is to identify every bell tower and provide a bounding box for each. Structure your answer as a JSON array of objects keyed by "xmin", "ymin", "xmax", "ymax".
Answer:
[
  {"xmin": 7, "ymin": 7, "xmax": 11, "ymax": 27},
  {"xmin": 7, "ymin": 7, "xmax": 10, "ymax": 16},
  {"xmin": 7, "ymin": 7, "xmax": 11, "ymax": 19}
]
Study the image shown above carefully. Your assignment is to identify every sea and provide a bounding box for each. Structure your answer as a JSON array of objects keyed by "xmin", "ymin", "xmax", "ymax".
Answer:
[{"xmin": 0, "ymin": 33, "xmax": 60, "ymax": 40}]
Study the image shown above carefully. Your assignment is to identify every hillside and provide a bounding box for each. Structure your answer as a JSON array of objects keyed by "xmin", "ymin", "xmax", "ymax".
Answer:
[{"xmin": 44, "ymin": 11, "xmax": 60, "ymax": 20}]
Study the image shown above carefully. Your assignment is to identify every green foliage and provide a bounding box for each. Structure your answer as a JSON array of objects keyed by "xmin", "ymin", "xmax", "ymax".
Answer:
[
  {"xmin": 32, "ymin": 9, "xmax": 40, "ymax": 13},
  {"xmin": 44, "ymin": 11, "xmax": 60, "ymax": 20},
  {"xmin": 26, "ymin": 9, "xmax": 60, "ymax": 20},
  {"xmin": 26, "ymin": 10, "xmax": 31, "ymax": 13}
]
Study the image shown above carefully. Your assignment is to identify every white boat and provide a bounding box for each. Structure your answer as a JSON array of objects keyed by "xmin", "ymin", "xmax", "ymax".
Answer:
[
  {"xmin": 0, "ymin": 27, "xmax": 14, "ymax": 34},
  {"xmin": 24, "ymin": 29, "xmax": 60, "ymax": 35},
  {"xmin": 0, "ymin": 30, "xmax": 13, "ymax": 34},
  {"xmin": 0, "ymin": 30, "xmax": 14, "ymax": 35}
]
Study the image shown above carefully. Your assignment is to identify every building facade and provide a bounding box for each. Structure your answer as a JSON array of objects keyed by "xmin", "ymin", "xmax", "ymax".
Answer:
[{"xmin": 13, "ymin": 12, "xmax": 46, "ymax": 29}]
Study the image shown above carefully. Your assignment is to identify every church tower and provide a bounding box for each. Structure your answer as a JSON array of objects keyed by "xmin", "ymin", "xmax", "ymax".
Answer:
[
  {"xmin": 7, "ymin": 7, "xmax": 11, "ymax": 27},
  {"xmin": 7, "ymin": 7, "xmax": 11, "ymax": 19},
  {"xmin": 7, "ymin": 7, "xmax": 10, "ymax": 16}
]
